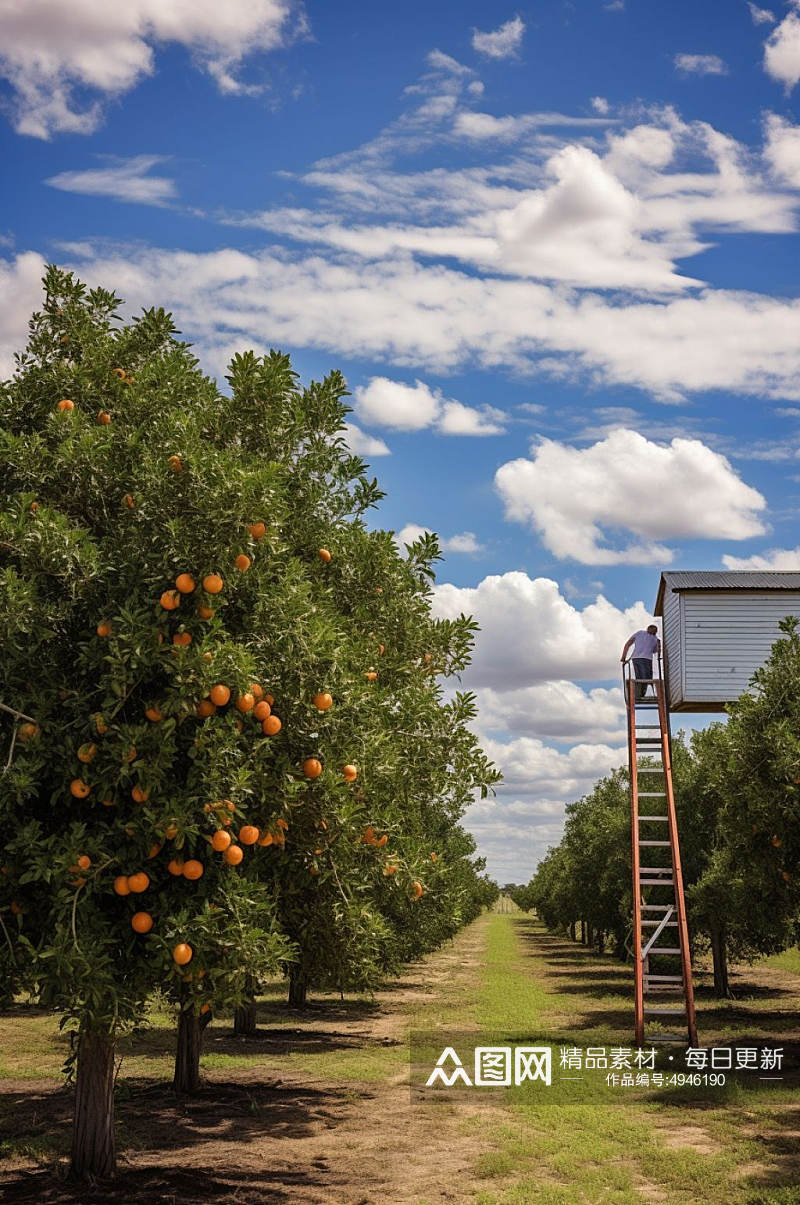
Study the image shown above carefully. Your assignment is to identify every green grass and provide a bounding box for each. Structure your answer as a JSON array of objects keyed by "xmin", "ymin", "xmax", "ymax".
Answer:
[{"xmin": 761, "ymin": 947, "xmax": 800, "ymax": 976}]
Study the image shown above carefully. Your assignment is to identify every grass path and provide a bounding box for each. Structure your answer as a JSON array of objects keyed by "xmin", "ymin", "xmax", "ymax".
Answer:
[{"xmin": 1, "ymin": 907, "xmax": 799, "ymax": 1202}]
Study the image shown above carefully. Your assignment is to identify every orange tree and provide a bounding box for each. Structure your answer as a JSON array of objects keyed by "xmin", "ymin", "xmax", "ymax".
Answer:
[{"xmin": 0, "ymin": 267, "xmax": 499, "ymax": 1178}]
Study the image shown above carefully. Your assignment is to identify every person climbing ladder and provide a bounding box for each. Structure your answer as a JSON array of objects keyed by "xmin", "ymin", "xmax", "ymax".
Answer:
[{"xmin": 621, "ymin": 624, "xmax": 661, "ymax": 701}]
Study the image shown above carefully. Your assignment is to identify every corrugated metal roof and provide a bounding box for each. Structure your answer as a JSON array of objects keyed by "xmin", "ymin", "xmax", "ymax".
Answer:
[{"xmin": 655, "ymin": 570, "xmax": 800, "ymax": 615}]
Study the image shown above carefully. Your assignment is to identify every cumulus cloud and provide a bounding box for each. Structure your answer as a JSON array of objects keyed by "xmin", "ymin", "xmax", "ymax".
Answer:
[
  {"xmin": 354, "ymin": 377, "xmax": 506, "ymax": 435},
  {"xmin": 722, "ymin": 546, "xmax": 800, "ymax": 569},
  {"xmin": 764, "ymin": 2, "xmax": 800, "ymax": 91},
  {"xmin": 471, "ymin": 16, "xmax": 525, "ymax": 60},
  {"xmin": 45, "ymin": 155, "xmax": 177, "ymax": 205},
  {"xmin": 481, "ymin": 733, "xmax": 626, "ymax": 795},
  {"xmin": 0, "ymin": 0, "xmax": 302, "ymax": 138},
  {"xmin": 342, "ymin": 422, "xmax": 390, "ymax": 457},
  {"xmin": 494, "ymin": 429, "xmax": 767, "ymax": 565},
  {"xmin": 431, "ymin": 572, "xmax": 654, "ymax": 687},
  {"xmin": 0, "ymin": 251, "xmax": 47, "ymax": 378},
  {"xmin": 591, "ymin": 96, "xmax": 610, "ymax": 115},
  {"xmin": 477, "ymin": 681, "xmax": 625, "ymax": 743},
  {"xmin": 763, "ymin": 112, "xmax": 800, "ymax": 186},
  {"xmin": 395, "ymin": 523, "xmax": 484, "ymax": 554},
  {"xmin": 749, "ymin": 2, "xmax": 776, "ymax": 24},
  {"xmin": 674, "ymin": 53, "xmax": 729, "ymax": 76}
]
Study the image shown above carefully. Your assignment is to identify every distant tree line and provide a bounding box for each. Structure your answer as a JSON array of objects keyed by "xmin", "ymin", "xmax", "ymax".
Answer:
[{"xmin": 512, "ymin": 617, "xmax": 800, "ymax": 996}]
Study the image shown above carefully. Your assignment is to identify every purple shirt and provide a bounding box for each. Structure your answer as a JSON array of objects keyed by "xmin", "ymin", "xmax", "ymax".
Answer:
[{"xmin": 632, "ymin": 630, "xmax": 659, "ymax": 658}]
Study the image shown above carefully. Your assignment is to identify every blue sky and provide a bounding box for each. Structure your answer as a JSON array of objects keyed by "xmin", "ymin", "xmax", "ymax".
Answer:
[{"xmin": 2, "ymin": 0, "xmax": 800, "ymax": 882}]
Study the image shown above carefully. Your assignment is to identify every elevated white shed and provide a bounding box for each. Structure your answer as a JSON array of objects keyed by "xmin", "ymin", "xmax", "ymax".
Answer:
[{"xmin": 654, "ymin": 571, "xmax": 800, "ymax": 712}]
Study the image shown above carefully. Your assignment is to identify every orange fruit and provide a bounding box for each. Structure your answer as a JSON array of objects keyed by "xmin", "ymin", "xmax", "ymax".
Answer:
[
  {"xmin": 209, "ymin": 684, "xmax": 231, "ymax": 707},
  {"xmin": 275, "ymin": 818, "xmax": 289, "ymax": 831},
  {"xmin": 145, "ymin": 705, "xmax": 163, "ymax": 722},
  {"xmin": 131, "ymin": 785, "xmax": 149, "ymax": 804},
  {"xmin": 239, "ymin": 825, "xmax": 259, "ymax": 846},
  {"xmin": 173, "ymin": 632, "xmax": 192, "ymax": 647},
  {"xmin": 202, "ymin": 573, "xmax": 224, "ymax": 594},
  {"xmin": 182, "ymin": 859, "xmax": 204, "ymax": 881},
  {"xmin": 97, "ymin": 411, "xmax": 111, "ymax": 425},
  {"xmin": 430, "ymin": 852, "xmax": 438, "ymax": 862},
  {"xmin": 361, "ymin": 826, "xmax": 376, "ymax": 845},
  {"xmin": 122, "ymin": 746, "xmax": 136, "ymax": 763},
  {"xmin": 211, "ymin": 830, "xmax": 232, "ymax": 852},
  {"xmin": 113, "ymin": 875, "xmax": 130, "ymax": 896},
  {"xmin": 173, "ymin": 943, "xmax": 193, "ymax": 966},
  {"xmin": 782, "ymin": 871, "xmax": 791, "ymax": 882},
  {"xmin": 127, "ymin": 872, "xmax": 150, "ymax": 893},
  {"xmin": 131, "ymin": 912, "xmax": 153, "ymax": 934},
  {"xmin": 223, "ymin": 844, "xmax": 244, "ymax": 866},
  {"xmin": 168, "ymin": 859, "xmax": 184, "ymax": 876},
  {"xmin": 196, "ymin": 699, "xmax": 216, "ymax": 718},
  {"xmin": 248, "ymin": 522, "xmax": 266, "ymax": 539},
  {"xmin": 70, "ymin": 779, "xmax": 90, "ymax": 799},
  {"xmin": 374, "ymin": 834, "xmax": 388, "ymax": 847},
  {"xmin": 30, "ymin": 500, "xmax": 38, "ymax": 511},
  {"xmin": 77, "ymin": 855, "xmax": 91, "ymax": 871},
  {"xmin": 257, "ymin": 831, "xmax": 274, "ymax": 846},
  {"xmin": 375, "ymin": 587, "xmax": 383, "ymax": 595},
  {"xmin": 200, "ymin": 1003, "xmax": 211, "ymax": 1015},
  {"xmin": 147, "ymin": 843, "xmax": 162, "ymax": 860},
  {"xmin": 175, "ymin": 573, "xmax": 196, "ymax": 594},
  {"xmin": 123, "ymin": 493, "xmax": 135, "ymax": 509},
  {"xmin": 112, "ymin": 367, "xmax": 126, "ymax": 378},
  {"xmin": 342, "ymin": 764, "xmax": 358, "ymax": 782},
  {"xmin": 262, "ymin": 715, "xmax": 282, "ymax": 735},
  {"xmin": 168, "ymin": 455, "xmax": 183, "ymax": 472},
  {"xmin": 249, "ymin": 683, "xmax": 263, "ymax": 700},
  {"xmin": 411, "ymin": 881, "xmax": 424, "ymax": 900},
  {"xmin": 57, "ymin": 399, "xmax": 74, "ymax": 412},
  {"xmin": 313, "ymin": 692, "xmax": 333, "ymax": 711},
  {"xmin": 383, "ymin": 864, "xmax": 397, "ymax": 876},
  {"xmin": 160, "ymin": 589, "xmax": 180, "ymax": 611},
  {"xmin": 253, "ymin": 701, "xmax": 271, "ymax": 721},
  {"xmin": 302, "ymin": 757, "xmax": 322, "ymax": 779},
  {"xmin": 234, "ymin": 554, "xmax": 251, "ymax": 572},
  {"xmin": 772, "ymin": 836, "xmax": 782, "ymax": 848},
  {"xmin": 77, "ymin": 743, "xmax": 97, "ymax": 763},
  {"xmin": 235, "ymin": 692, "xmax": 255, "ymax": 713},
  {"xmin": 197, "ymin": 604, "xmax": 214, "ymax": 620},
  {"xmin": 318, "ymin": 548, "xmax": 331, "ymax": 563},
  {"xmin": 93, "ymin": 713, "xmax": 109, "ymax": 735},
  {"xmin": 101, "ymin": 798, "xmax": 115, "ymax": 808},
  {"xmin": 365, "ymin": 671, "xmax": 378, "ymax": 682},
  {"xmin": 377, "ymin": 644, "xmax": 385, "ymax": 655},
  {"xmin": 164, "ymin": 824, "xmax": 178, "ymax": 840},
  {"xmin": 264, "ymin": 693, "xmax": 274, "ymax": 706},
  {"xmin": 96, "ymin": 622, "xmax": 112, "ymax": 638},
  {"xmin": 18, "ymin": 722, "xmax": 39, "ymax": 742}
]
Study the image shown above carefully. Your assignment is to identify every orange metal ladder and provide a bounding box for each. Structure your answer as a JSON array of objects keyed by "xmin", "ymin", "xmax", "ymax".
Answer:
[{"xmin": 625, "ymin": 659, "xmax": 698, "ymax": 1047}]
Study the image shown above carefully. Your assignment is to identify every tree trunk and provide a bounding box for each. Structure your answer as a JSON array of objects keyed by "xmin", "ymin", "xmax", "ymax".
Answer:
[
  {"xmin": 288, "ymin": 967, "xmax": 309, "ymax": 1008},
  {"xmin": 233, "ymin": 998, "xmax": 258, "ymax": 1036},
  {"xmin": 70, "ymin": 1028, "xmax": 116, "ymax": 1181},
  {"xmin": 586, "ymin": 923, "xmax": 593, "ymax": 948},
  {"xmin": 173, "ymin": 1008, "xmax": 211, "ymax": 1094},
  {"xmin": 710, "ymin": 924, "xmax": 730, "ymax": 998},
  {"xmin": 597, "ymin": 930, "xmax": 605, "ymax": 954},
  {"xmin": 580, "ymin": 920, "xmax": 586, "ymax": 944},
  {"xmin": 569, "ymin": 922, "xmax": 576, "ymax": 942}
]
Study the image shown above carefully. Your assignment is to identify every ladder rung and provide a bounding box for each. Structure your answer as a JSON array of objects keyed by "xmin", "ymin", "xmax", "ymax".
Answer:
[
  {"xmin": 649, "ymin": 947, "xmax": 682, "ymax": 954},
  {"xmin": 644, "ymin": 972, "xmax": 683, "ymax": 979},
  {"xmin": 645, "ymin": 1034, "xmax": 686, "ymax": 1043},
  {"xmin": 636, "ymin": 739, "xmax": 663, "ymax": 746},
  {"xmin": 644, "ymin": 1007, "xmax": 685, "ymax": 1014},
  {"xmin": 639, "ymin": 815, "xmax": 668, "ymax": 821},
  {"xmin": 640, "ymin": 866, "xmax": 672, "ymax": 873},
  {"xmin": 636, "ymin": 724, "xmax": 661, "ymax": 729},
  {"xmin": 640, "ymin": 840, "xmax": 671, "ymax": 846},
  {"xmin": 642, "ymin": 905, "xmax": 673, "ymax": 911},
  {"xmin": 638, "ymin": 792, "xmax": 666, "ymax": 796},
  {"xmin": 641, "ymin": 919, "xmax": 678, "ymax": 925},
  {"xmin": 640, "ymin": 880, "xmax": 674, "ymax": 886}
]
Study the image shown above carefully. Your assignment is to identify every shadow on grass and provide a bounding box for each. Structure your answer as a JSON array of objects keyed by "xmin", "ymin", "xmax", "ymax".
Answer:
[{"xmin": 0, "ymin": 1076, "xmax": 362, "ymax": 1202}]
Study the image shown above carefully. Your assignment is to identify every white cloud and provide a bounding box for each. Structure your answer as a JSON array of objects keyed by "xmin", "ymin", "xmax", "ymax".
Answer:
[
  {"xmin": 674, "ymin": 53, "xmax": 729, "ymax": 76},
  {"xmin": 342, "ymin": 422, "xmax": 390, "ymax": 457},
  {"xmin": 0, "ymin": 251, "xmax": 48, "ymax": 378},
  {"xmin": 477, "ymin": 681, "xmax": 625, "ymax": 743},
  {"xmin": 749, "ymin": 2, "xmax": 776, "ymax": 24},
  {"xmin": 482, "ymin": 733, "xmax": 626, "ymax": 795},
  {"xmin": 45, "ymin": 155, "xmax": 177, "ymax": 205},
  {"xmin": 451, "ymin": 109, "xmax": 614, "ymax": 141},
  {"xmin": 0, "ymin": 0, "xmax": 301, "ymax": 138},
  {"xmin": 471, "ymin": 16, "xmax": 525, "ymax": 60},
  {"xmin": 354, "ymin": 377, "xmax": 506, "ymax": 435},
  {"xmin": 722, "ymin": 546, "xmax": 800, "ymax": 569},
  {"xmin": 763, "ymin": 112, "xmax": 800, "ymax": 186},
  {"xmin": 764, "ymin": 2, "xmax": 800, "ymax": 91},
  {"xmin": 591, "ymin": 96, "xmax": 610, "ymax": 115},
  {"xmin": 432, "ymin": 572, "xmax": 654, "ymax": 687},
  {"xmin": 395, "ymin": 523, "xmax": 484, "ymax": 554},
  {"xmin": 494, "ymin": 429, "xmax": 767, "ymax": 565}
]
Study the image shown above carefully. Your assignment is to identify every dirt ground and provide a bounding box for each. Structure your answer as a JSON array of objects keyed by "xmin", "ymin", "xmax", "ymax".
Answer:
[{"xmin": 0, "ymin": 922, "xmax": 496, "ymax": 1204}]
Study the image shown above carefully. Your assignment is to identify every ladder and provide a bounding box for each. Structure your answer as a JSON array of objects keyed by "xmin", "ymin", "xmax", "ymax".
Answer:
[{"xmin": 624, "ymin": 660, "xmax": 698, "ymax": 1048}]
